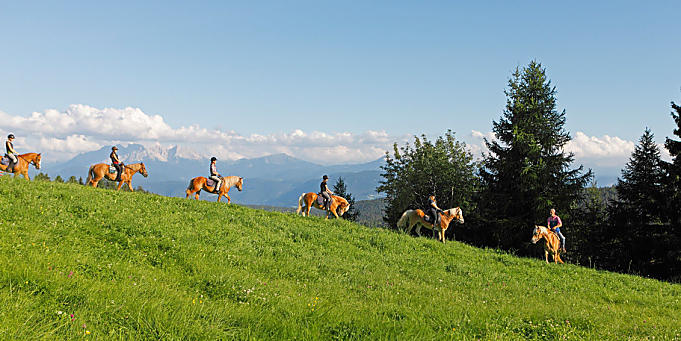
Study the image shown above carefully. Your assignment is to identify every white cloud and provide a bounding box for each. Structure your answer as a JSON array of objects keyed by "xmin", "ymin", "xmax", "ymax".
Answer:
[{"xmin": 0, "ymin": 105, "xmax": 411, "ymax": 164}]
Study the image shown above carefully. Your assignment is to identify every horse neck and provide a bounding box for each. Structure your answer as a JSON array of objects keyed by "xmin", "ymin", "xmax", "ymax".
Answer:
[
  {"xmin": 223, "ymin": 176, "xmax": 238, "ymax": 186},
  {"xmin": 19, "ymin": 153, "xmax": 37, "ymax": 161},
  {"xmin": 125, "ymin": 163, "xmax": 141, "ymax": 173}
]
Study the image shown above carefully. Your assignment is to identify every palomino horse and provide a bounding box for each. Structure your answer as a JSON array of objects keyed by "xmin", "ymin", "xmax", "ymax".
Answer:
[
  {"xmin": 531, "ymin": 225, "xmax": 564, "ymax": 264},
  {"xmin": 185, "ymin": 176, "xmax": 243, "ymax": 204},
  {"xmin": 397, "ymin": 207, "xmax": 464, "ymax": 243},
  {"xmin": 0, "ymin": 153, "xmax": 42, "ymax": 180},
  {"xmin": 86, "ymin": 162, "xmax": 148, "ymax": 191},
  {"xmin": 296, "ymin": 192, "xmax": 350, "ymax": 219}
]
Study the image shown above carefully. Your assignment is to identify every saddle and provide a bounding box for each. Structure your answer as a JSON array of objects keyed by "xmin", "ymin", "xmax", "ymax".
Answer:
[
  {"xmin": 206, "ymin": 176, "xmax": 224, "ymax": 188},
  {"xmin": 109, "ymin": 163, "xmax": 124, "ymax": 174},
  {"xmin": 316, "ymin": 194, "xmax": 326, "ymax": 206},
  {"xmin": 0, "ymin": 156, "xmax": 9, "ymax": 167}
]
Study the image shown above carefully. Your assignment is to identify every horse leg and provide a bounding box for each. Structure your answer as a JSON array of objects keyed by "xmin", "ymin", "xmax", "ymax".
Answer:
[
  {"xmin": 116, "ymin": 181, "xmax": 124, "ymax": 191},
  {"xmin": 225, "ymin": 194, "xmax": 231, "ymax": 204},
  {"xmin": 332, "ymin": 207, "xmax": 339, "ymax": 219},
  {"xmin": 216, "ymin": 193, "xmax": 222, "ymax": 203},
  {"xmin": 415, "ymin": 225, "xmax": 422, "ymax": 237},
  {"xmin": 127, "ymin": 181, "xmax": 134, "ymax": 192},
  {"xmin": 544, "ymin": 250, "xmax": 549, "ymax": 264}
]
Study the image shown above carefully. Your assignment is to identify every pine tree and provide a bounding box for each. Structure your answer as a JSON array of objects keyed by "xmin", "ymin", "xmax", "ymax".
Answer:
[
  {"xmin": 613, "ymin": 128, "xmax": 665, "ymax": 225},
  {"xmin": 54, "ymin": 175, "xmax": 64, "ymax": 183},
  {"xmin": 34, "ymin": 173, "xmax": 51, "ymax": 181},
  {"xmin": 67, "ymin": 176, "xmax": 79, "ymax": 184},
  {"xmin": 478, "ymin": 61, "xmax": 592, "ymax": 249},
  {"xmin": 663, "ymin": 101, "xmax": 681, "ymax": 224},
  {"xmin": 332, "ymin": 177, "xmax": 359, "ymax": 221},
  {"xmin": 378, "ymin": 130, "xmax": 478, "ymax": 230}
]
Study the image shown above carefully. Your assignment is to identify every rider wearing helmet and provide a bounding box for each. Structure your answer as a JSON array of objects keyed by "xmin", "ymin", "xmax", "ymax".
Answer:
[
  {"xmin": 320, "ymin": 175, "xmax": 333, "ymax": 211},
  {"xmin": 110, "ymin": 146, "xmax": 123, "ymax": 181},
  {"xmin": 5, "ymin": 134, "xmax": 18, "ymax": 171},
  {"xmin": 427, "ymin": 195, "xmax": 442, "ymax": 228},
  {"xmin": 209, "ymin": 157, "xmax": 222, "ymax": 193}
]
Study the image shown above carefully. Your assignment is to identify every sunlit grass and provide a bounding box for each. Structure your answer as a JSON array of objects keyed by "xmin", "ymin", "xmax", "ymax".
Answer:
[{"xmin": 0, "ymin": 177, "xmax": 680, "ymax": 339}]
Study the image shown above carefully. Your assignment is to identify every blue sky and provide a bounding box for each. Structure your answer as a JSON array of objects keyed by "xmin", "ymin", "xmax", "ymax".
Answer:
[{"xmin": 0, "ymin": 1, "xmax": 680, "ymax": 176}]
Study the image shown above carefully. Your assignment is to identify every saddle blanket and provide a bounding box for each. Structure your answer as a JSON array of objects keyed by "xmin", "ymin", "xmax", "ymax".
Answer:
[
  {"xmin": 206, "ymin": 177, "xmax": 224, "ymax": 188},
  {"xmin": 109, "ymin": 166, "xmax": 117, "ymax": 174},
  {"xmin": 316, "ymin": 194, "xmax": 330, "ymax": 206},
  {"xmin": 0, "ymin": 156, "xmax": 9, "ymax": 166}
]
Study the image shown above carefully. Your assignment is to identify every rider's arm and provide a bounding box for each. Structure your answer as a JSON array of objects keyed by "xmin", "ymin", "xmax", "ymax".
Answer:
[
  {"xmin": 554, "ymin": 217, "xmax": 562, "ymax": 229},
  {"xmin": 7, "ymin": 142, "xmax": 16, "ymax": 154}
]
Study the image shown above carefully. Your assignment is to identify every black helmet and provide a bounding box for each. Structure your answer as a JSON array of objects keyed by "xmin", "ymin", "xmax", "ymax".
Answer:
[
  {"xmin": 323, "ymin": 175, "xmax": 329, "ymax": 180},
  {"xmin": 211, "ymin": 157, "xmax": 217, "ymax": 162},
  {"xmin": 112, "ymin": 146, "xmax": 118, "ymax": 150},
  {"xmin": 7, "ymin": 134, "xmax": 15, "ymax": 139}
]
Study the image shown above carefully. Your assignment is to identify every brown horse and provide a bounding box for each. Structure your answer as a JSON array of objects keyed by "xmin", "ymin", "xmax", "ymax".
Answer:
[
  {"xmin": 296, "ymin": 192, "xmax": 350, "ymax": 219},
  {"xmin": 185, "ymin": 176, "xmax": 243, "ymax": 204},
  {"xmin": 0, "ymin": 153, "xmax": 42, "ymax": 180},
  {"xmin": 397, "ymin": 207, "xmax": 464, "ymax": 243},
  {"xmin": 86, "ymin": 162, "xmax": 148, "ymax": 191},
  {"xmin": 531, "ymin": 225, "xmax": 564, "ymax": 264}
]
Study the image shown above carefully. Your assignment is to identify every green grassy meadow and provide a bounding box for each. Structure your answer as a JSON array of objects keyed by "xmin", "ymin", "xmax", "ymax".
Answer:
[{"xmin": 0, "ymin": 177, "xmax": 680, "ymax": 339}]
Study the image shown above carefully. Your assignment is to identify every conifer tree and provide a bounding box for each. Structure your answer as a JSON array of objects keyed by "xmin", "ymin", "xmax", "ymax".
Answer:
[
  {"xmin": 663, "ymin": 101, "xmax": 681, "ymax": 224},
  {"xmin": 613, "ymin": 128, "xmax": 665, "ymax": 225},
  {"xmin": 332, "ymin": 177, "xmax": 359, "ymax": 221},
  {"xmin": 478, "ymin": 61, "xmax": 592, "ymax": 249}
]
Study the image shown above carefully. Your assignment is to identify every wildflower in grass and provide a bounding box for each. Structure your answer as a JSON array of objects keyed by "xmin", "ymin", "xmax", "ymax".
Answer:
[
  {"xmin": 57, "ymin": 311, "xmax": 63, "ymax": 315},
  {"xmin": 68, "ymin": 271, "xmax": 73, "ymax": 278},
  {"xmin": 85, "ymin": 331, "xmax": 90, "ymax": 335}
]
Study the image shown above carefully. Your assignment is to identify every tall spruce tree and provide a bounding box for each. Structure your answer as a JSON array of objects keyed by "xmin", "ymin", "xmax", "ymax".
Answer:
[
  {"xmin": 478, "ymin": 61, "xmax": 592, "ymax": 249},
  {"xmin": 378, "ymin": 130, "xmax": 478, "ymax": 231},
  {"xmin": 664, "ymin": 101, "xmax": 681, "ymax": 224},
  {"xmin": 332, "ymin": 177, "xmax": 359, "ymax": 221},
  {"xmin": 613, "ymin": 128, "xmax": 665, "ymax": 225}
]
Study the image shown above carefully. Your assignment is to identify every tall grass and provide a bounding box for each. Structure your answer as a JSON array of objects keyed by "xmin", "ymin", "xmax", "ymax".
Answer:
[{"xmin": 0, "ymin": 177, "xmax": 679, "ymax": 339}]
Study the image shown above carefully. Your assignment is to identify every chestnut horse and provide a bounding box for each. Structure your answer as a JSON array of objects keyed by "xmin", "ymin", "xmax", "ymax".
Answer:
[
  {"xmin": 86, "ymin": 162, "xmax": 148, "ymax": 191},
  {"xmin": 0, "ymin": 153, "xmax": 42, "ymax": 180},
  {"xmin": 397, "ymin": 207, "xmax": 464, "ymax": 243},
  {"xmin": 531, "ymin": 225, "xmax": 564, "ymax": 264},
  {"xmin": 185, "ymin": 175, "xmax": 243, "ymax": 204},
  {"xmin": 296, "ymin": 192, "xmax": 350, "ymax": 219}
]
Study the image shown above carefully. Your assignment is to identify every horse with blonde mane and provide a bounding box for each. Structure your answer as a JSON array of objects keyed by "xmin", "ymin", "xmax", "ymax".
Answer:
[
  {"xmin": 531, "ymin": 225, "xmax": 564, "ymax": 264},
  {"xmin": 0, "ymin": 152, "xmax": 42, "ymax": 180},
  {"xmin": 296, "ymin": 192, "xmax": 350, "ymax": 219},
  {"xmin": 86, "ymin": 162, "xmax": 148, "ymax": 191},
  {"xmin": 397, "ymin": 207, "xmax": 464, "ymax": 243},
  {"xmin": 185, "ymin": 176, "xmax": 243, "ymax": 204}
]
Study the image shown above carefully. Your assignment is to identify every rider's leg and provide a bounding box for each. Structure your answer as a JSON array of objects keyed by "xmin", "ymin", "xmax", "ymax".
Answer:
[
  {"xmin": 7, "ymin": 154, "xmax": 17, "ymax": 171},
  {"xmin": 558, "ymin": 231, "xmax": 566, "ymax": 251},
  {"xmin": 322, "ymin": 192, "xmax": 331, "ymax": 210},
  {"xmin": 114, "ymin": 164, "xmax": 123, "ymax": 181},
  {"xmin": 209, "ymin": 175, "xmax": 221, "ymax": 193}
]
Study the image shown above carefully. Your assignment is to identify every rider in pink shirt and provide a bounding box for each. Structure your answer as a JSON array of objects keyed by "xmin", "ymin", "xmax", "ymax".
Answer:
[{"xmin": 548, "ymin": 208, "xmax": 566, "ymax": 252}]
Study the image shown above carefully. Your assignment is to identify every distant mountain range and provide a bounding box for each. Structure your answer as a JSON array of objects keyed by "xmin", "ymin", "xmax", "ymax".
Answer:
[{"xmin": 44, "ymin": 144, "xmax": 386, "ymax": 206}]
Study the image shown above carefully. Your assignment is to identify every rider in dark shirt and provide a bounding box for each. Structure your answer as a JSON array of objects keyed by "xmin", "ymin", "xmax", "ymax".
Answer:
[
  {"xmin": 5, "ymin": 134, "xmax": 18, "ymax": 171},
  {"xmin": 320, "ymin": 175, "xmax": 333, "ymax": 210},
  {"xmin": 427, "ymin": 195, "xmax": 442, "ymax": 228},
  {"xmin": 110, "ymin": 146, "xmax": 123, "ymax": 181},
  {"xmin": 209, "ymin": 157, "xmax": 222, "ymax": 193}
]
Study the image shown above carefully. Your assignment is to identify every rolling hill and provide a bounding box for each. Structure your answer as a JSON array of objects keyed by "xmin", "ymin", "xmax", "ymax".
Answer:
[{"xmin": 0, "ymin": 177, "xmax": 679, "ymax": 339}]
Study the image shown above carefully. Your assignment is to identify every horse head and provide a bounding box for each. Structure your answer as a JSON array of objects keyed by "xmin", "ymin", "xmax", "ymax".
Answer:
[
  {"xmin": 20, "ymin": 153, "xmax": 41, "ymax": 169},
  {"xmin": 531, "ymin": 225, "xmax": 544, "ymax": 244},
  {"xmin": 335, "ymin": 196, "xmax": 350, "ymax": 216},
  {"xmin": 139, "ymin": 163, "xmax": 149, "ymax": 177},
  {"xmin": 33, "ymin": 153, "xmax": 42, "ymax": 169},
  {"xmin": 236, "ymin": 177, "xmax": 243, "ymax": 191}
]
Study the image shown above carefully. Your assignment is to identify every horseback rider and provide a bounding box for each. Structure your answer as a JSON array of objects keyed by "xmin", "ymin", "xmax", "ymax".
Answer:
[
  {"xmin": 427, "ymin": 195, "xmax": 442, "ymax": 228},
  {"xmin": 209, "ymin": 157, "xmax": 222, "ymax": 194},
  {"xmin": 5, "ymin": 134, "xmax": 18, "ymax": 172},
  {"xmin": 110, "ymin": 146, "xmax": 123, "ymax": 181},
  {"xmin": 320, "ymin": 175, "xmax": 333, "ymax": 211},
  {"xmin": 548, "ymin": 208, "xmax": 566, "ymax": 252}
]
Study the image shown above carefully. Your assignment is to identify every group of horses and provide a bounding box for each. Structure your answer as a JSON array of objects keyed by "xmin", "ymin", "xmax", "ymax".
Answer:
[{"xmin": 1, "ymin": 152, "xmax": 563, "ymax": 263}]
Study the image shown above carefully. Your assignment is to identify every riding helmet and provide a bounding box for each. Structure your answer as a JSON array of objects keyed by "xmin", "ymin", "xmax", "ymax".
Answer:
[
  {"xmin": 112, "ymin": 146, "xmax": 118, "ymax": 150},
  {"xmin": 323, "ymin": 175, "xmax": 329, "ymax": 180},
  {"xmin": 211, "ymin": 157, "xmax": 217, "ymax": 162},
  {"xmin": 7, "ymin": 134, "xmax": 15, "ymax": 139}
]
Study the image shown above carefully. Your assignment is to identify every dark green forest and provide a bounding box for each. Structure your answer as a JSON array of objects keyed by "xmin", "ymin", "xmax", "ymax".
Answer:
[{"xmin": 379, "ymin": 61, "xmax": 681, "ymax": 282}]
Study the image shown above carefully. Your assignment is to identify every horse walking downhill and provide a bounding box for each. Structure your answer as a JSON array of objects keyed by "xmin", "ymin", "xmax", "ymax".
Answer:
[
  {"xmin": 185, "ymin": 176, "xmax": 243, "ymax": 204},
  {"xmin": 0, "ymin": 153, "xmax": 42, "ymax": 180},
  {"xmin": 296, "ymin": 192, "xmax": 350, "ymax": 219},
  {"xmin": 397, "ymin": 207, "xmax": 464, "ymax": 243},
  {"xmin": 531, "ymin": 225, "xmax": 564, "ymax": 264},
  {"xmin": 86, "ymin": 162, "xmax": 148, "ymax": 191}
]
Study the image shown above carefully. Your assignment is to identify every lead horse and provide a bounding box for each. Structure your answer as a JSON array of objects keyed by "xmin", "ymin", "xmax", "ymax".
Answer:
[
  {"xmin": 0, "ymin": 152, "xmax": 42, "ymax": 180},
  {"xmin": 531, "ymin": 225, "xmax": 564, "ymax": 264},
  {"xmin": 397, "ymin": 207, "xmax": 464, "ymax": 243},
  {"xmin": 296, "ymin": 192, "xmax": 350, "ymax": 219},
  {"xmin": 86, "ymin": 162, "xmax": 148, "ymax": 191},
  {"xmin": 185, "ymin": 176, "xmax": 243, "ymax": 204}
]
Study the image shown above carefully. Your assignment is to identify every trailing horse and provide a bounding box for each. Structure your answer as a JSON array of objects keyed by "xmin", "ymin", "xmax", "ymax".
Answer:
[
  {"xmin": 296, "ymin": 192, "xmax": 350, "ymax": 219},
  {"xmin": 397, "ymin": 207, "xmax": 464, "ymax": 243},
  {"xmin": 185, "ymin": 176, "xmax": 243, "ymax": 204},
  {"xmin": 86, "ymin": 162, "xmax": 148, "ymax": 191},
  {"xmin": 0, "ymin": 152, "xmax": 42, "ymax": 180},
  {"xmin": 531, "ymin": 225, "xmax": 564, "ymax": 264}
]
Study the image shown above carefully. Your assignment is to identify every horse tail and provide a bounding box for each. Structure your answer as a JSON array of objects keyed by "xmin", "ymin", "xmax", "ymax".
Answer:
[
  {"xmin": 186, "ymin": 178, "xmax": 194, "ymax": 191},
  {"xmin": 397, "ymin": 210, "xmax": 412, "ymax": 232},
  {"xmin": 86, "ymin": 165, "xmax": 94, "ymax": 185},
  {"xmin": 296, "ymin": 193, "xmax": 305, "ymax": 215}
]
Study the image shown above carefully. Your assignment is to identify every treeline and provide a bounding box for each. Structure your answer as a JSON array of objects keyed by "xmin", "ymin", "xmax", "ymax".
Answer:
[
  {"xmin": 378, "ymin": 61, "xmax": 681, "ymax": 282},
  {"xmin": 33, "ymin": 172, "xmax": 149, "ymax": 193}
]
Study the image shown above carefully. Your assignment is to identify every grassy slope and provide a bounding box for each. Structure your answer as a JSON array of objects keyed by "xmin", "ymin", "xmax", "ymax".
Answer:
[{"xmin": 0, "ymin": 178, "xmax": 680, "ymax": 340}]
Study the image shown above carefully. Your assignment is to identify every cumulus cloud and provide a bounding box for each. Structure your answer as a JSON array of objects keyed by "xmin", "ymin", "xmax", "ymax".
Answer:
[{"xmin": 0, "ymin": 105, "xmax": 410, "ymax": 164}]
